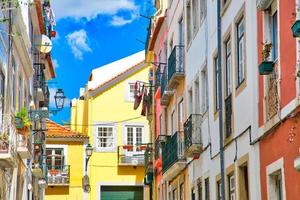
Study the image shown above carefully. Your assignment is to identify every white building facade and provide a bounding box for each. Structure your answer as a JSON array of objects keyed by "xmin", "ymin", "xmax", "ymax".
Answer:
[{"xmin": 184, "ymin": 0, "xmax": 261, "ymax": 199}]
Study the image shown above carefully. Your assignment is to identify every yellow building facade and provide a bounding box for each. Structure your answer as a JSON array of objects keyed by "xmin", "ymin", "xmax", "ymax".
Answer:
[
  {"xmin": 45, "ymin": 119, "xmax": 88, "ymax": 200},
  {"xmin": 71, "ymin": 51, "xmax": 150, "ymax": 200}
]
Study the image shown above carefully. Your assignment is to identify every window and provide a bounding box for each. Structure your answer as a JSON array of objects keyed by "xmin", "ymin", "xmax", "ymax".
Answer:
[
  {"xmin": 194, "ymin": 79, "xmax": 200, "ymax": 114},
  {"xmin": 270, "ymin": 11, "xmax": 278, "ymax": 61},
  {"xmin": 204, "ymin": 178, "xmax": 209, "ymax": 200},
  {"xmin": 225, "ymin": 38, "xmax": 232, "ymax": 97},
  {"xmin": 188, "ymin": 89, "xmax": 193, "ymax": 115},
  {"xmin": 11, "ymin": 58, "xmax": 16, "ymax": 110},
  {"xmin": 126, "ymin": 126, "xmax": 143, "ymax": 148},
  {"xmin": 171, "ymin": 110, "xmax": 175, "ymax": 135},
  {"xmin": 179, "ymin": 17, "xmax": 185, "ymax": 46},
  {"xmin": 228, "ymin": 174, "xmax": 235, "ymax": 200},
  {"xmin": 191, "ymin": 188, "xmax": 196, "ymax": 200},
  {"xmin": 173, "ymin": 188, "xmax": 178, "ymax": 200},
  {"xmin": 192, "ymin": 0, "xmax": 199, "ymax": 34},
  {"xmin": 214, "ymin": 56, "xmax": 220, "ymax": 112},
  {"xmin": 268, "ymin": 170, "xmax": 284, "ymax": 200},
  {"xmin": 186, "ymin": 0, "xmax": 192, "ymax": 45},
  {"xmin": 180, "ymin": 183, "xmax": 185, "ymax": 200},
  {"xmin": 0, "ymin": 71, "xmax": 4, "ymax": 130},
  {"xmin": 46, "ymin": 148, "xmax": 65, "ymax": 168},
  {"xmin": 201, "ymin": 68, "xmax": 208, "ymax": 113},
  {"xmin": 197, "ymin": 181, "xmax": 202, "ymax": 200},
  {"xmin": 18, "ymin": 76, "xmax": 22, "ymax": 111},
  {"xmin": 237, "ymin": 17, "xmax": 245, "ymax": 86},
  {"xmin": 178, "ymin": 99, "xmax": 184, "ymax": 131},
  {"xmin": 96, "ymin": 126, "xmax": 114, "ymax": 150},
  {"xmin": 164, "ymin": 40, "xmax": 168, "ymax": 63},
  {"xmin": 238, "ymin": 164, "xmax": 249, "ymax": 200},
  {"xmin": 200, "ymin": 0, "xmax": 207, "ymax": 24},
  {"xmin": 217, "ymin": 181, "xmax": 222, "ymax": 200},
  {"xmin": 159, "ymin": 114, "xmax": 163, "ymax": 135},
  {"xmin": 127, "ymin": 83, "xmax": 136, "ymax": 101}
]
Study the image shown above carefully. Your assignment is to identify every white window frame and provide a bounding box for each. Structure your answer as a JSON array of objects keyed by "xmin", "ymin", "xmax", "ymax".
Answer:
[
  {"xmin": 125, "ymin": 81, "xmax": 136, "ymax": 102},
  {"xmin": 122, "ymin": 122, "xmax": 147, "ymax": 145},
  {"xmin": 225, "ymin": 37, "xmax": 232, "ymax": 97},
  {"xmin": 46, "ymin": 144, "xmax": 68, "ymax": 166},
  {"xmin": 236, "ymin": 16, "xmax": 245, "ymax": 86},
  {"xmin": 201, "ymin": 67, "xmax": 208, "ymax": 114},
  {"xmin": 94, "ymin": 123, "xmax": 117, "ymax": 152},
  {"xmin": 266, "ymin": 158, "xmax": 286, "ymax": 200},
  {"xmin": 228, "ymin": 174, "xmax": 235, "ymax": 200}
]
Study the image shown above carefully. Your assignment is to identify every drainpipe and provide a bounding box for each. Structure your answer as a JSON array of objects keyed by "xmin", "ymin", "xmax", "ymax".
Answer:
[{"xmin": 217, "ymin": 0, "xmax": 226, "ymax": 199}]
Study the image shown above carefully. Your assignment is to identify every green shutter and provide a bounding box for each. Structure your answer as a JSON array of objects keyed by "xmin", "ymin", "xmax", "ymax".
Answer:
[{"xmin": 101, "ymin": 186, "xmax": 143, "ymax": 200}]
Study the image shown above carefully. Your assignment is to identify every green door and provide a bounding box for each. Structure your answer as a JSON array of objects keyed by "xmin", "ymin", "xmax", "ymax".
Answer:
[{"xmin": 101, "ymin": 186, "xmax": 144, "ymax": 200}]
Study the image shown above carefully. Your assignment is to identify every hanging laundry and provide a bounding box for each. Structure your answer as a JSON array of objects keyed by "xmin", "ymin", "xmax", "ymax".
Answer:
[
  {"xmin": 134, "ymin": 83, "xmax": 144, "ymax": 110},
  {"xmin": 141, "ymin": 88, "xmax": 147, "ymax": 116}
]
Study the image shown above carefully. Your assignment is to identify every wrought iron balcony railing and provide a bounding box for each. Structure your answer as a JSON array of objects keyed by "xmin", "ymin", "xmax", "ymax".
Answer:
[
  {"xmin": 154, "ymin": 137, "xmax": 160, "ymax": 160},
  {"xmin": 162, "ymin": 131, "xmax": 185, "ymax": 173},
  {"xmin": 155, "ymin": 64, "xmax": 162, "ymax": 93},
  {"xmin": 47, "ymin": 165, "xmax": 70, "ymax": 186},
  {"xmin": 160, "ymin": 66, "xmax": 172, "ymax": 105},
  {"xmin": 118, "ymin": 145, "xmax": 145, "ymax": 166},
  {"xmin": 184, "ymin": 114, "xmax": 203, "ymax": 157},
  {"xmin": 144, "ymin": 143, "xmax": 153, "ymax": 172},
  {"xmin": 225, "ymin": 94, "xmax": 232, "ymax": 138},
  {"xmin": 167, "ymin": 45, "xmax": 185, "ymax": 89}
]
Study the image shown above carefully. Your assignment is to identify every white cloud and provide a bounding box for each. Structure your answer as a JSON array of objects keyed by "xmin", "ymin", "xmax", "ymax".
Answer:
[
  {"xmin": 110, "ymin": 15, "xmax": 136, "ymax": 26},
  {"xmin": 52, "ymin": 0, "xmax": 139, "ymax": 25},
  {"xmin": 66, "ymin": 29, "xmax": 92, "ymax": 60},
  {"xmin": 52, "ymin": 59, "xmax": 59, "ymax": 68}
]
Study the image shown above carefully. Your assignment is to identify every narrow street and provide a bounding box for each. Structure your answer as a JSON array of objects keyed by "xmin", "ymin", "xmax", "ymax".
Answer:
[{"xmin": 0, "ymin": 0, "xmax": 299, "ymax": 200}]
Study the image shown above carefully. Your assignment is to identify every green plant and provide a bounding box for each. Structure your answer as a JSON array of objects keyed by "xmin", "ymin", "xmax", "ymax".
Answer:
[{"xmin": 15, "ymin": 108, "xmax": 31, "ymax": 129}]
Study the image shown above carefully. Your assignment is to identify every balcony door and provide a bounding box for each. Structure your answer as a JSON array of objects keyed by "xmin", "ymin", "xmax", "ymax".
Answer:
[
  {"xmin": 178, "ymin": 17, "xmax": 184, "ymax": 71},
  {"xmin": 124, "ymin": 125, "xmax": 144, "ymax": 155},
  {"xmin": 46, "ymin": 148, "xmax": 65, "ymax": 170}
]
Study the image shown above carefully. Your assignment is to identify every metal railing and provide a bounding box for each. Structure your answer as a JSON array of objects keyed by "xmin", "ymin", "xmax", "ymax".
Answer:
[
  {"xmin": 225, "ymin": 94, "xmax": 232, "ymax": 138},
  {"xmin": 47, "ymin": 165, "xmax": 70, "ymax": 185},
  {"xmin": 167, "ymin": 45, "xmax": 184, "ymax": 82},
  {"xmin": 161, "ymin": 66, "xmax": 168, "ymax": 97},
  {"xmin": 118, "ymin": 145, "xmax": 145, "ymax": 166},
  {"xmin": 155, "ymin": 64, "xmax": 161, "ymax": 93},
  {"xmin": 154, "ymin": 137, "xmax": 160, "ymax": 160},
  {"xmin": 162, "ymin": 131, "xmax": 185, "ymax": 173},
  {"xmin": 184, "ymin": 114, "xmax": 203, "ymax": 156},
  {"xmin": 0, "ymin": 114, "xmax": 17, "ymax": 154},
  {"xmin": 144, "ymin": 143, "xmax": 153, "ymax": 172}
]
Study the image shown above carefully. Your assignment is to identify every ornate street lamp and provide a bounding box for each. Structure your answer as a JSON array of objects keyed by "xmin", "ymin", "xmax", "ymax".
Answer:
[
  {"xmin": 85, "ymin": 144, "xmax": 93, "ymax": 172},
  {"xmin": 83, "ymin": 144, "xmax": 93, "ymax": 193},
  {"xmin": 54, "ymin": 89, "xmax": 65, "ymax": 110}
]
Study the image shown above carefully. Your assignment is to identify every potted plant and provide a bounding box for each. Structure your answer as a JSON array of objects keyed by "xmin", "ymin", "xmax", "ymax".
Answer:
[
  {"xmin": 292, "ymin": 20, "xmax": 300, "ymax": 38},
  {"xmin": 259, "ymin": 42, "xmax": 274, "ymax": 75},
  {"xmin": 15, "ymin": 108, "xmax": 31, "ymax": 135}
]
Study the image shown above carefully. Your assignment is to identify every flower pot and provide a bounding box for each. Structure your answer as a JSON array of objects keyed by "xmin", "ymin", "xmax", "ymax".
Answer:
[
  {"xmin": 259, "ymin": 61, "xmax": 274, "ymax": 75},
  {"xmin": 51, "ymin": 30, "xmax": 56, "ymax": 38},
  {"xmin": 15, "ymin": 117, "xmax": 24, "ymax": 129},
  {"xmin": 123, "ymin": 145, "xmax": 133, "ymax": 150},
  {"xmin": 17, "ymin": 127, "xmax": 28, "ymax": 136},
  {"xmin": 292, "ymin": 20, "xmax": 300, "ymax": 38}
]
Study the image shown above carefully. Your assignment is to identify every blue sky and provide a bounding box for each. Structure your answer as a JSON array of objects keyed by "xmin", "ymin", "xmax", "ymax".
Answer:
[{"xmin": 49, "ymin": 0, "xmax": 154, "ymax": 124}]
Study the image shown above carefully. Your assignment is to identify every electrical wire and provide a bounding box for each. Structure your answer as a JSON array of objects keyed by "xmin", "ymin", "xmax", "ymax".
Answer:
[{"xmin": 62, "ymin": 115, "xmax": 151, "ymax": 127}]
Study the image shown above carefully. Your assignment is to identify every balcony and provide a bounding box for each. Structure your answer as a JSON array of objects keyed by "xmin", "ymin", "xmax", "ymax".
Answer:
[
  {"xmin": 162, "ymin": 131, "xmax": 186, "ymax": 181},
  {"xmin": 33, "ymin": 63, "xmax": 46, "ymax": 102},
  {"xmin": 184, "ymin": 114, "xmax": 203, "ymax": 158},
  {"xmin": 167, "ymin": 45, "xmax": 185, "ymax": 90},
  {"xmin": 17, "ymin": 134, "xmax": 32, "ymax": 159},
  {"xmin": 47, "ymin": 165, "xmax": 70, "ymax": 186},
  {"xmin": 155, "ymin": 64, "xmax": 162, "ymax": 93},
  {"xmin": 161, "ymin": 66, "xmax": 172, "ymax": 106},
  {"xmin": 118, "ymin": 145, "xmax": 145, "ymax": 166},
  {"xmin": 225, "ymin": 95, "xmax": 232, "ymax": 138},
  {"xmin": 144, "ymin": 143, "xmax": 153, "ymax": 172}
]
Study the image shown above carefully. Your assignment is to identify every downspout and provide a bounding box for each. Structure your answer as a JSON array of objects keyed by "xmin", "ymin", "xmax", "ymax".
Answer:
[{"xmin": 216, "ymin": 0, "xmax": 226, "ymax": 199}]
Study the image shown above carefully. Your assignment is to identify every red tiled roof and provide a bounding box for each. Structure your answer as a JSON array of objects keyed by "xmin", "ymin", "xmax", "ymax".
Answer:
[
  {"xmin": 88, "ymin": 60, "xmax": 145, "ymax": 92},
  {"xmin": 46, "ymin": 119, "xmax": 88, "ymax": 139}
]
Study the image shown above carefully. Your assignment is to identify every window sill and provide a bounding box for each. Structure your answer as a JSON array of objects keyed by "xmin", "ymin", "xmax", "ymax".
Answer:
[
  {"xmin": 235, "ymin": 79, "xmax": 246, "ymax": 97},
  {"xmin": 95, "ymin": 148, "xmax": 117, "ymax": 153}
]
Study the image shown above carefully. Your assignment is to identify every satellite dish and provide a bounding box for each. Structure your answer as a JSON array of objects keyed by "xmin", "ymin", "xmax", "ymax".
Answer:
[{"xmin": 34, "ymin": 34, "xmax": 53, "ymax": 53}]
